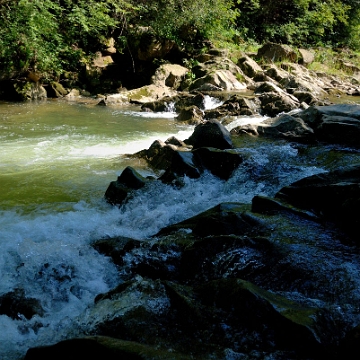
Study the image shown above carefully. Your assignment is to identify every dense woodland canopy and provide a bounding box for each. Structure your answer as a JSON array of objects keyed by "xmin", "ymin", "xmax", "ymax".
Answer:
[{"xmin": 1, "ymin": 0, "xmax": 360, "ymax": 80}]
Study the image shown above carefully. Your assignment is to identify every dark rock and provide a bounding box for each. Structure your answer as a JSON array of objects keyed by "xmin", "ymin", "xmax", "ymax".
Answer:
[
  {"xmin": 175, "ymin": 105, "xmax": 203, "ymax": 125},
  {"xmin": 136, "ymin": 138, "xmax": 192, "ymax": 171},
  {"xmin": 196, "ymin": 278, "xmax": 323, "ymax": 356},
  {"xmin": 156, "ymin": 202, "xmax": 266, "ymax": 238},
  {"xmin": 259, "ymin": 92, "xmax": 300, "ymax": 117},
  {"xmin": 193, "ymin": 147, "xmax": 243, "ymax": 180},
  {"xmin": 185, "ymin": 119, "xmax": 234, "ymax": 150},
  {"xmin": 25, "ymin": 336, "xmax": 190, "ymax": 360},
  {"xmin": 232, "ymin": 114, "xmax": 314, "ymax": 142},
  {"xmin": 159, "ymin": 151, "xmax": 202, "ymax": 184},
  {"xmin": 0, "ymin": 288, "xmax": 44, "ymax": 320},
  {"xmin": 275, "ymin": 164, "xmax": 360, "ymax": 241},
  {"xmin": 105, "ymin": 166, "xmax": 148, "ymax": 205},
  {"xmin": 339, "ymin": 324, "xmax": 360, "ymax": 359},
  {"xmin": 296, "ymin": 104, "xmax": 360, "ymax": 147},
  {"xmin": 92, "ymin": 236, "xmax": 142, "ymax": 266}
]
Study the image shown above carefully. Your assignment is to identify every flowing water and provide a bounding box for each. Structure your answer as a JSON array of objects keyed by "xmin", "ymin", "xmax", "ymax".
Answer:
[{"xmin": 0, "ymin": 98, "xmax": 327, "ymax": 359}]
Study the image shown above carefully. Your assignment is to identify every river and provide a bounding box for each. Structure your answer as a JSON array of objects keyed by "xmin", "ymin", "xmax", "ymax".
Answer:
[{"xmin": 0, "ymin": 97, "xmax": 329, "ymax": 359}]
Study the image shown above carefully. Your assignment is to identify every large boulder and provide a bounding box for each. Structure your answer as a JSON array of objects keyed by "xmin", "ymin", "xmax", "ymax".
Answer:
[
  {"xmin": 295, "ymin": 104, "xmax": 360, "ymax": 147},
  {"xmin": 275, "ymin": 164, "xmax": 360, "ymax": 241},
  {"xmin": 151, "ymin": 64, "xmax": 189, "ymax": 90},
  {"xmin": 257, "ymin": 43, "xmax": 298, "ymax": 63},
  {"xmin": 237, "ymin": 55, "xmax": 263, "ymax": 77},
  {"xmin": 175, "ymin": 105, "xmax": 204, "ymax": 125},
  {"xmin": 185, "ymin": 120, "xmax": 234, "ymax": 150},
  {"xmin": 231, "ymin": 114, "xmax": 315, "ymax": 143},
  {"xmin": 189, "ymin": 69, "xmax": 247, "ymax": 92},
  {"xmin": 193, "ymin": 147, "xmax": 243, "ymax": 180}
]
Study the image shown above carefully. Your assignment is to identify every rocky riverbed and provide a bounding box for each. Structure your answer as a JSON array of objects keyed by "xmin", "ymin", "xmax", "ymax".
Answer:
[
  {"xmin": 2, "ymin": 43, "xmax": 360, "ymax": 359},
  {"xmin": 17, "ymin": 102, "xmax": 360, "ymax": 360}
]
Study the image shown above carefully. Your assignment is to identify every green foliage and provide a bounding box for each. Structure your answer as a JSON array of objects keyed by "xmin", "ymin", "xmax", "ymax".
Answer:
[
  {"xmin": 133, "ymin": 0, "xmax": 237, "ymax": 45},
  {"xmin": 0, "ymin": 0, "xmax": 137, "ymax": 79},
  {"xmin": 235, "ymin": 0, "xmax": 360, "ymax": 49}
]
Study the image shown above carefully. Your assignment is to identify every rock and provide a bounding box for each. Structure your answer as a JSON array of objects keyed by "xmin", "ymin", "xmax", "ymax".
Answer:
[
  {"xmin": 175, "ymin": 105, "xmax": 204, "ymax": 125},
  {"xmin": 1, "ymin": 80, "xmax": 47, "ymax": 101},
  {"xmin": 137, "ymin": 139, "xmax": 191, "ymax": 171},
  {"xmin": 92, "ymin": 51, "xmax": 114, "ymax": 68},
  {"xmin": 298, "ymin": 48, "xmax": 315, "ymax": 66},
  {"xmin": 193, "ymin": 147, "xmax": 243, "ymax": 180},
  {"xmin": 204, "ymin": 95, "xmax": 259, "ymax": 118},
  {"xmin": 237, "ymin": 55, "xmax": 263, "ymax": 77},
  {"xmin": 185, "ymin": 119, "xmax": 234, "ymax": 150},
  {"xmin": 189, "ymin": 69, "xmax": 247, "ymax": 91},
  {"xmin": 295, "ymin": 104, "xmax": 360, "ymax": 147},
  {"xmin": 257, "ymin": 42, "xmax": 298, "ymax": 63},
  {"xmin": 159, "ymin": 151, "xmax": 202, "ymax": 184},
  {"xmin": 0, "ymin": 288, "xmax": 44, "ymax": 320},
  {"xmin": 107, "ymin": 84, "xmax": 178, "ymax": 105},
  {"xmin": 156, "ymin": 202, "xmax": 265, "ymax": 238},
  {"xmin": 259, "ymin": 92, "xmax": 300, "ymax": 117},
  {"xmin": 265, "ymin": 64, "xmax": 291, "ymax": 82},
  {"xmin": 66, "ymin": 89, "xmax": 81, "ymax": 97},
  {"xmin": 92, "ymin": 237, "xmax": 142, "ymax": 267},
  {"xmin": 275, "ymin": 164, "xmax": 360, "ymax": 241},
  {"xmin": 197, "ymin": 278, "xmax": 323, "ymax": 356},
  {"xmin": 25, "ymin": 336, "xmax": 190, "ymax": 360},
  {"xmin": 102, "ymin": 37, "xmax": 117, "ymax": 55},
  {"xmin": 151, "ymin": 64, "xmax": 189, "ymax": 90},
  {"xmin": 339, "ymin": 324, "xmax": 360, "ymax": 359},
  {"xmin": 232, "ymin": 114, "xmax": 315, "ymax": 143},
  {"xmin": 104, "ymin": 166, "xmax": 148, "ymax": 205},
  {"xmin": 46, "ymin": 81, "xmax": 68, "ymax": 98}
]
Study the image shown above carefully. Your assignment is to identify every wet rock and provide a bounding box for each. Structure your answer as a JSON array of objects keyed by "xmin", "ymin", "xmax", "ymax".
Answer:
[
  {"xmin": 25, "ymin": 336, "xmax": 190, "ymax": 360},
  {"xmin": 0, "ymin": 288, "xmax": 44, "ymax": 320},
  {"xmin": 197, "ymin": 278, "xmax": 323, "ymax": 356},
  {"xmin": 204, "ymin": 95, "xmax": 259, "ymax": 118},
  {"xmin": 275, "ymin": 164, "xmax": 360, "ymax": 241},
  {"xmin": 231, "ymin": 114, "xmax": 315, "ymax": 143},
  {"xmin": 192, "ymin": 147, "xmax": 243, "ymax": 180},
  {"xmin": 92, "ymin": 236, "xmax": 142, "ymax": 266},
  {"xmin": 156, "ymin": 202, "xmax": 266, "ymax": 238},
  {"xmin": 159, "ymin": 151, "xmax": 202, "ymax": 184},
  {"xmin": 175, "ymin": 105, "xmax": 204, "ymax": 125},
  {"xmin": 136, "ymin": 139, "xmax": 191, "ymax": 171},
  {"xmin": 185, "ymin": 119, "xmax": 234, "ymax": 150},
  {"xmin": 105, "ymin": 166, "xmax": 148, "ymax": 205}
]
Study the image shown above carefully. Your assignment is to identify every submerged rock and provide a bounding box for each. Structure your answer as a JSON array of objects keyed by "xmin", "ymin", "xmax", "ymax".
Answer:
[{"xmin": 0, "ymin": 288, "xmax": 44, "ymax": 320}]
